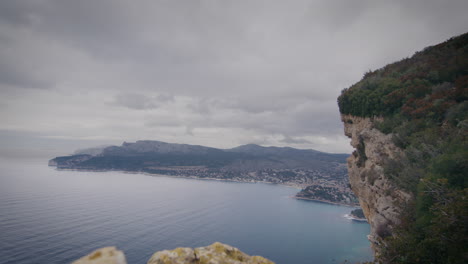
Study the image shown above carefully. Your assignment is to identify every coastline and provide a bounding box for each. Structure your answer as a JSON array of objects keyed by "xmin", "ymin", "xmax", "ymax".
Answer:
[
  {"xmin": 344, "ymin": 213, "xmax": 368, "ymax": 222},
  {"xmin": 50, "ymin": 167, "xmax": 357, "ymax": 206},
  {"xmin": 51, "ymin": 166, "xmax": 304, "ymax": 190}
]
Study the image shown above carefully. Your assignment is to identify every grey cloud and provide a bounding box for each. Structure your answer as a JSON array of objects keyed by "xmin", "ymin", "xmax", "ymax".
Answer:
[
  {"xmin": 0, "ymin": 0, "xmax": 39, "ymax": 26},
  {"xmin": 207, "ymin": 99, "xmax": 343, "ymax": 137},
  {"xmin": 280, "ymin": 135, "xmax": 312, "ymax": 145},
  {"xmin": 185, "ymin": 126, "xmax": 194, "ymax": 136},
  {"xmin": 188, "ymin": 93, "xmax": 332, "ymax": 115},
  {"xmin": 0, "ymin": 35, "xmax": 54, "ymax": 89},
  {"xmin": 144, "ymin": 114, "xmax": 183, "ymax": 128},
  {"xmin": 157, "ymin": 94, "xmax": 175, "ymax": 102},
  {"xmin": 153, "ymin": 96, "xmax": 344, "ymax": 139},
  {"xmin": 306, "ymin": 0, "xmax": 374, "ymax": 30},
  {"xmin": 187, "ymin": 97, "xmax": 217, "ymax": 115},
  {"xmin": 1, "ymin": 0, "xmax": 467, "ymax": 153},
  {"xmin": 225, "ymin": 96, "xmax": 310, "ymax": 114},
  {"xmin": 0, "ymin": 61, "xmax": 51, "ymax": 89},
  {"xmin": 1, "ymin": 0, "xmax": 248, "ymax": 63},
  {"xmin": 113, "ymin": 93, "xmax": 174, "ymax": 110}
]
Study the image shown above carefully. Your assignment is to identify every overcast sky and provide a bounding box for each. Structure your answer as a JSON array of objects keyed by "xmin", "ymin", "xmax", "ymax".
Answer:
[{"xmin": 1, "ymin": 0, "xmax": 467, "ymax": 157}]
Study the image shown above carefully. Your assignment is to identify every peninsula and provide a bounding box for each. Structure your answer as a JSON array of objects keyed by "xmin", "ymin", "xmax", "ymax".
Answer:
[{"xmin": 49, "ymin": 141, "xmax": 357, "ymax": 205}]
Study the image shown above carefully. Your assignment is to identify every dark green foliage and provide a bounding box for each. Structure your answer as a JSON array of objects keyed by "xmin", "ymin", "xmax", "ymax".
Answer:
[
  {"xmin": 296, "ymin": 185, "xmax": 359, "ymax": 205},
  {"xmin": 338, "ymin": 33, "xmax": 468, "ymax": 263},
  {"xmin": 338, "ymin": 33, "xmax": 468, "ymax": 119},
  {"xmin": 78, "ymin": 152, "xmax": 241, "ymax": 169},
  {"xmin": 381, "ymin": 186, "xmax": 467, "ymax": 264},
  {"xmin": 383, "ymin": 156, "xmax": 421, "ymax": 192},
  {"xmin": 445, "ymin": 101, "xmax": 468, "ymax": 125},
  {"xmin": 350, "ymin": 208, "xmax": 365, "ymax": 219},
  {"xmin": 356, "ymin": 137, "xmax": 367, "ymax": 167},
  {"xmin": 374, "ymin": 114, "xmax": 405, "ymax": 134}
]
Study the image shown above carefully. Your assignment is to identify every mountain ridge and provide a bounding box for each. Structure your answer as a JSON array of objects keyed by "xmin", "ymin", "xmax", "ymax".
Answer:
[
  {"xmin": 49, "ymin": 140, "xmax": 357, "ymax": 206},
  {"xmin": 49, "ymin": 140, "xmax": 348, "ymax": 171},
  {"xmin": 97, "ymin": 141, "xmax": 347, "ymax": 156}
]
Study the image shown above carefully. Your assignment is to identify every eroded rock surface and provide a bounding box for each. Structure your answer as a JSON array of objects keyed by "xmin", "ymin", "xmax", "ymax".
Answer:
[{"xmin": 341, "ymin": 114, "xmax": 412, "ymax": 257}]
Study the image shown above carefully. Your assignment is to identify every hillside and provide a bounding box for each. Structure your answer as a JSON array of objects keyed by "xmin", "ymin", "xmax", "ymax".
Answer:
[
  {"xmin": 50, "ymin": 141, "xmax": 347, "ymax": 171},
  {"xmin": 338, "ymin": 33, "xmax": 467, "ymax": 263},
  {"xmin": 49, "ymin": 141, "xmax": 356, "ymax": 205}
]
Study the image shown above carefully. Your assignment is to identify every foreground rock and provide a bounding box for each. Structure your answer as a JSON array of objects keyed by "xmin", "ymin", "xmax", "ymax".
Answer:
[
  {"xmin": 148, "ymin": 242, "xmax": 274, "ymax": 264},
  {"xmin": 73, "ymin": 243, "xmax": 274, "ymax": 264},
  {"xmin": 72, "ymin": 247, "xmax": 127, "ymax": 264}
]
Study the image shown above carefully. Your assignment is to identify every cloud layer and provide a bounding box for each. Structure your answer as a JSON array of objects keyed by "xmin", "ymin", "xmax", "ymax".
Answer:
[{"xmin": 1, "ymin": 0, "xmax": 467, "ymax": 154}]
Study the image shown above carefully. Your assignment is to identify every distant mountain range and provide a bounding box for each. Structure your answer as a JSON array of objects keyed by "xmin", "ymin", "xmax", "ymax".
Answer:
[
  {"xmin": 49, "ymin": 140, "xmax": 355, "ymax": 205},
  {"xmin": 49, "ymin": 140, "xmax": 348, "ymax": 172}
]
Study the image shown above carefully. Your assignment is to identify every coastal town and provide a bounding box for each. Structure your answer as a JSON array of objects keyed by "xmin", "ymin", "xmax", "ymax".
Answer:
[{"xmin": 142, "ymin": 164, "xmax": 358, "ymax": 206}]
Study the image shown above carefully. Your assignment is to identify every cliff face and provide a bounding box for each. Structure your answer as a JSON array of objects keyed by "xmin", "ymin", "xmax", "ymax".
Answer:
[{"xmin": 341, "ymin": 114, "xmax": 412, "ymax": 256}]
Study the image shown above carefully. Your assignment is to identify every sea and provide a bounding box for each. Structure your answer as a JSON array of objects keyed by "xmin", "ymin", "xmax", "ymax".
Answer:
[{"xmin": 0, "ymin": 158, "xmax": 372, "ymax": 264}]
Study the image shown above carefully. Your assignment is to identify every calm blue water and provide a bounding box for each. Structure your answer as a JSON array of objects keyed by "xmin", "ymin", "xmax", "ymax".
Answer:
[{"xmin": 0, "ymin": 158, "xmax": 372, "ymax": 264}]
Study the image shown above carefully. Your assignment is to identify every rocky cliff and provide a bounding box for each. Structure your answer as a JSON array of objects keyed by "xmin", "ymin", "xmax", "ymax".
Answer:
[
  {"xmin": 338, "ymin": 33, "xmax": 467, "ymax": 263},
  {"xmin": 72, "ymin": 243, "xmax": 274, "ymax": 264},
  {"xmin": 341, "ymin": 115, "xmax": 411, "ymax": 256}
]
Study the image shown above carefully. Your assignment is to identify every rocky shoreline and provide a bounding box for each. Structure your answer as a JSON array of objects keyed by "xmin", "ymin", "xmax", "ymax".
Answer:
[{"xmin": 344, "ymin": 214, "xmax": 368, "ymax": 222}]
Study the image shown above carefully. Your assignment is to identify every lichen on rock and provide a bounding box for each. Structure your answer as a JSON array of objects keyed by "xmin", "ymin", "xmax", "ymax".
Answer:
[
  {"xmin": 72, "ymin": 243, "xmax": 274, "ymax": 264},
  {"xmin": 147, "ymin": 247, "xmax": 197, "ymax": 264},
  {"xmin": 147, "ymin": 242, "xmax": 274, "ymax": 264},
  {"xmin": 72, "ymin": 247, "xmax": 127, "ymax": 264}
]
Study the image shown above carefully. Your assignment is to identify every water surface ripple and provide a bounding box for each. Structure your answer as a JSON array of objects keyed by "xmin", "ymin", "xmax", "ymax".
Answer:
[{"xmin": 0, "ymin": 159, "xmax": 372, "ymax": 264}]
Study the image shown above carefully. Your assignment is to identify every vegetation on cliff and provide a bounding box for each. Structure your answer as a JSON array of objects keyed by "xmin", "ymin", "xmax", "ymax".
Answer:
[
  {"xmin": 295, "ymin": 185, "xmax": 358, "ymax": 206},
  {"xmin": 350, "ymin": 208, "xmax": 365, "ymax": 220},
  {"xmin": 338, "ymin": 33, "xmax": 467, "ymax": 119},
  {"xmin": 338, "ymin": 33, "xmax": 467, "ymax": 263}
]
